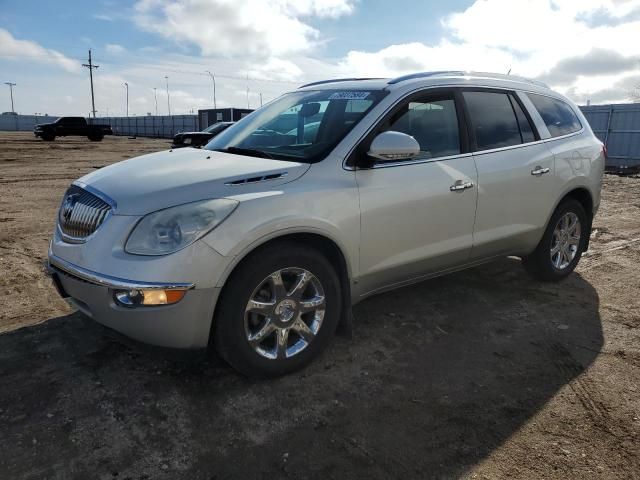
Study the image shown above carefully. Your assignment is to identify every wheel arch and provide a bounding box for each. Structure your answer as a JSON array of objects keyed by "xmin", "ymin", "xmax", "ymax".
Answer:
[
  {"xmin": 211, "ymin": 230, "xmax": 354, "ymax": 342},
  {"xmin": 555, "ymin": 186, "xmax": 595, "ymax": 250}
]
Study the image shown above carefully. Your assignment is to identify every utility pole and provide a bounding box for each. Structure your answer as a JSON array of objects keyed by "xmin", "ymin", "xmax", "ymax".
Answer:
[
  {"xmin": 4, "ymin": 82, "xmax": 16, "ymax": 113},
  {"xmin": 165, "ymin": 76, "xmax": 171, "ymax": 116},
  {"xmin": 124, "ymin": 82, "xmax": 129, "ymax": 117},
  {"xmin": 153, "ymin": 87, "xmax": 158, "ymax": 116},
  {"xmin": 246, "ymin": 73, "xmax": 250, "ymax": 109},
  {"xmin": 82, "ymin": 49, "xmax": 99, "ymax": 118},
  {"xmin": 205, "ymin": 70, "xmax": 217, "ymax": 110},
  {"xmin": 259, "ymin": 92, "xmax": 263, "ymax": 107}
]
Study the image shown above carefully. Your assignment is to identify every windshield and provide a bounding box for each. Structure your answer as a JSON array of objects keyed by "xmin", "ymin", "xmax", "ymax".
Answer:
[
  {"xmin": 203, "ymin": 122, "xmax": 230, "ymax": 134},
  {"xmin": 206, "ymin": 89, "xmax": 386, "ymax": 162}
]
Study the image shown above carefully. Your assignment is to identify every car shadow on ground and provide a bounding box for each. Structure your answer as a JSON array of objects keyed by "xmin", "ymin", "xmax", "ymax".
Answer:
[{"xmin": 0, "ymin": 257, "xmax": 602, "ymax": 480}]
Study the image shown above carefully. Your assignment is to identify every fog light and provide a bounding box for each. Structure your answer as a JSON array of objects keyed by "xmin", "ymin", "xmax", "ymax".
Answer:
[{"xmin": 114, "ymin": 288, "xmax": 187, "ymax": 307}]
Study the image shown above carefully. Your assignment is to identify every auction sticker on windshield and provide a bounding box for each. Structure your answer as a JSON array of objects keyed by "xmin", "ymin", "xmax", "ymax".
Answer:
[{"xmin": 328, "ymin": 91, "xmax": 370, "ymax": 100}]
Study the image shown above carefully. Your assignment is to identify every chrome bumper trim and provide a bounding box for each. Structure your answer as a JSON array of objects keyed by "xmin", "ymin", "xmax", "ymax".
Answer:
[{"xmin": 47, "ymin": 254, "xmax": 195, "ymax": 291}]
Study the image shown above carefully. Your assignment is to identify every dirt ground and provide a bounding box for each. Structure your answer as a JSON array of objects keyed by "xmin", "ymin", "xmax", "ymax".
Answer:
[{"xmin": 0, "ymin": 131, "xmax": 638, "ymax": 479}]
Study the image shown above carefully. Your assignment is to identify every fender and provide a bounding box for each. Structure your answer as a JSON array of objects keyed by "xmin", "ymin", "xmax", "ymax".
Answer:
[{"xmin": 209, "ymin": 224, "xmax": 356, "ymax": 289}]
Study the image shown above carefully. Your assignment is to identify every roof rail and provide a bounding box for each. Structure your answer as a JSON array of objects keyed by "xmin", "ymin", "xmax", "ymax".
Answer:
[
  {"xmin": 299, "ymin": 77, "xmax": 384, "ymax": 88},
  {"xmin": 388, "ymin": 71, "xmax": 549, "ymax": 89},
  {"xmin": 387, "ymin": 71, "xmax": 465, "ymax": 84}
]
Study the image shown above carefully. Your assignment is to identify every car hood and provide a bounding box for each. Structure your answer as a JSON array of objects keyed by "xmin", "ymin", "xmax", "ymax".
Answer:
[
  {"xmin": 175, "ymin": 132, "xmax": 208, "ymax": 137},
  {"xmin": 77, "ymin": 148, "xmax": 311, "ymax": 215}
]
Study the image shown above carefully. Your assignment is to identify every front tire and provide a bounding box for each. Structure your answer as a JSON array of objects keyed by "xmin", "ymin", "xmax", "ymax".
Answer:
[
  {"xmin": 522, "ymin": 198, "xmax": 588, "ymax": 281},
  {"xmin": 41, "ymin": 133, "xmax": 55, "ymax": 141},
  {"xmin": 214, "ymin": 242, "xmax": 341, "ymax": 378}
]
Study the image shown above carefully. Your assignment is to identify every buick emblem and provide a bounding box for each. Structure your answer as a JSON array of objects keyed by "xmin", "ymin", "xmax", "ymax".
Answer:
[{"xmin": 61, "ymin": 193, "xmax": 79, "ymax": 222}]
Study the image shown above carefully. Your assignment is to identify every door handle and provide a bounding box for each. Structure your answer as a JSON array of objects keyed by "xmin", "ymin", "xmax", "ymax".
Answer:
[
  {"xmin": 450, "ymin": 180, "xmax": 474, "ymax": 192},
  {"xmin": 531, "ymin": 166, "xmax": 550, "ymax": 176}
]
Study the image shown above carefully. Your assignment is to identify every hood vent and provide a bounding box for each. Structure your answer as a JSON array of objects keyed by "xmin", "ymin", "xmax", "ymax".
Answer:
[{"xmin": 225, "ymin": 172, "xmax": 288, "ymax": 186}]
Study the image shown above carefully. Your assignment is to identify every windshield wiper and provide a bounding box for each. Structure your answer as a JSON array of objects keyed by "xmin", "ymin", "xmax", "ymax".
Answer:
[{"xmin": 221, "ymin": 146, "xmax": 275, "ymax": 159}]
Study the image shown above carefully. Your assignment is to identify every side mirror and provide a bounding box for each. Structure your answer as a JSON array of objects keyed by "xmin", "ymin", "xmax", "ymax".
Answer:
[{"xmin": 367, "ymin": 131, "xmax": 420, "ymax": 162}]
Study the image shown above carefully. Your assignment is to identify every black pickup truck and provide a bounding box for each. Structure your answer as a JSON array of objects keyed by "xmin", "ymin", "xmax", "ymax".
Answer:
[
  {"xmin": 34, "ymin": 117, "xmax": 113, "ymax": 141},
  {"xmin": 171, "ymin": 121, "xmax": 234, "ymax": 148}
]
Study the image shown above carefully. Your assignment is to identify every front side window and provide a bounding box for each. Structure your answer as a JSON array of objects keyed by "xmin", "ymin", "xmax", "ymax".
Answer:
[
  {"xmin": 206, "ymin": 90, "xmax": 385, "ymax": 162},
  {"xmin": 463, "ymin": 91, "xmax": 523, "ymax": 151},
  {"xmin": 527, "ymin": 93, "xmax": 582, "ymax": 138},
  {"xmin": 384, "ymin": 97, "xmax": 461, "ymax": 160}
]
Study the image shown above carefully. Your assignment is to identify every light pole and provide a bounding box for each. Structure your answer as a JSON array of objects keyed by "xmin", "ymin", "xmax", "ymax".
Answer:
[
  {"xmin": 4, "ymin": 82, "xmax": 16, "ymax": 113},
  {"xmin": 153, "ymin": 87, "xmax": 158, "ymax": 116},
  {"xmin": 165, "ymin": 76, "xmax": 171, "ymax": 116},
  {"xmin": 124, "ymin": 82, "xmax": 129, "ymax": 117},
  {"xmin": 205, "ymin": 70, "xmax": 217, "ymax": 110}
]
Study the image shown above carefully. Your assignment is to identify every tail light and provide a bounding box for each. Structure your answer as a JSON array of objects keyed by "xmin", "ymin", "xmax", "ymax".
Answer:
[{"xmin": 602, "ymin": 144, "xmax": 608, "ymax": 159}]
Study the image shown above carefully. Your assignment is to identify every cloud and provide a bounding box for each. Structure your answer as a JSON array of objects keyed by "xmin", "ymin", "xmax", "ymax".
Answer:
[
  {"xmin": 246, "ymin": 57, "xmax": 303, "ymax": 81},
  {"xmin": 340, "ymin": 0, "xmax": 640, "ymax": 103},
  {"xmin": 565, "ymin": 74, "xmax": 640, "ymax": 104},
  {"xmin": 132, "ymin": 0, "xmax": 356, "ymax": 57},
  {"xmin": 577, "ymin": 5, "xmax": 640, "ymax": 27},
  {"xmin": 539, "ymin": 49, "xmax": 640, "ymax": 86},
  {"xmin": 0, "ymin": 28, "xmax": 80, "ymax": 73},
  {"xmin": 106, "ymin": 43, "xmax": 126, "ymax": 54},
  {"xmin": 341, "ymin": 41, "xmax": 513, "ymax": 77}
]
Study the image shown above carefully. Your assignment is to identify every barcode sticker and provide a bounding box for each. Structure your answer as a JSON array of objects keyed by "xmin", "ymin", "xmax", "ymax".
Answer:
[{"xmin": 328, "ymin": 91, "xmax": 370, "ymax": 100}]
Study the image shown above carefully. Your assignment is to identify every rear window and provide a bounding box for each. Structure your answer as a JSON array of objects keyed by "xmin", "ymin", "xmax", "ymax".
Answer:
[
  {"xmin": 527, "ymin": 93, "xmax": 582, "ymax": 137},
  {"xmin": 463, "ymin": 91, "xmax": 523, "ymax": 150}
]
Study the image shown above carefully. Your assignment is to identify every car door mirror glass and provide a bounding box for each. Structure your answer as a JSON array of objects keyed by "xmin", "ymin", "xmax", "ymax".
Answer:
[{"xmin": 367, "ymin": 131, "xmax": 421, "ymax": 162}]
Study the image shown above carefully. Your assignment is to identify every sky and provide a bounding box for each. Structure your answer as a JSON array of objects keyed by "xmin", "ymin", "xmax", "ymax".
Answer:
[{"xmin": 1, "ymin": 0, "xmax": 639, "ymax": 117}]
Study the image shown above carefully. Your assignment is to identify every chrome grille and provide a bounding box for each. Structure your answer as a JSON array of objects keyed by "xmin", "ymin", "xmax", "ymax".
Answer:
[{"xmin": 58, "ymin": 185, "xmax": 112, "ymax": 242}]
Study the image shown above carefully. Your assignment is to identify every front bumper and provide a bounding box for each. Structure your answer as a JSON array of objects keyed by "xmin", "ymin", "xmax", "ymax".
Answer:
[{"xmin": 46, "ymin": 253, "xmax": 219, "ymax": 348}]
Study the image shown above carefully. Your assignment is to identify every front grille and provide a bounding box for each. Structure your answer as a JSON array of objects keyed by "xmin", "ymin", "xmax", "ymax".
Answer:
[{"xmin": 58, "ymin": 185, "xmax": 111, "ymax": 242}]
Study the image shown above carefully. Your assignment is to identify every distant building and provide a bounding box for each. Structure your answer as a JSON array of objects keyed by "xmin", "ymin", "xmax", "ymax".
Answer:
[{"xmin": 198, "ymin": 108, "xmax": 253, "ymax": 129}]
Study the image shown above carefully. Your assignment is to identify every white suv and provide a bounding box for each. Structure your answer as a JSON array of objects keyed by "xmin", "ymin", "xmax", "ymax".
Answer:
[{"xmin": 47, "ymin": 71, "xmax": 604, "ymax": 377}]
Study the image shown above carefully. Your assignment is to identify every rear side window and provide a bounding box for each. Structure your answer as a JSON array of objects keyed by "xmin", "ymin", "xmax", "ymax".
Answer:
[
  {"xmin": 463, "ymin": 91, "xmax": 523, "ymax": 150},
  {"xmin": 527, "ymin": 93, "xmax": 582, "ymax": 137}
]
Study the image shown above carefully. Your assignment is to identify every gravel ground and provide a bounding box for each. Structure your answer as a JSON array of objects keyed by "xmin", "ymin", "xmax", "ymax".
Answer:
[{"xmin": 0, "ymin": 132, "xmax": 638, "ymax": 479}]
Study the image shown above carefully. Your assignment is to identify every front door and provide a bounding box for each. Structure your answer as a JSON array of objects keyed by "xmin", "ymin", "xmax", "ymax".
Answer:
[{"xmin": 355, "ymin": 91, "xmax": 478, "ymax": 297}]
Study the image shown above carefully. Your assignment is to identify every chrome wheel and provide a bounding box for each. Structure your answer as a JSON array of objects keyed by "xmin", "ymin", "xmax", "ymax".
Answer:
[
  {"xmin": 550, "ymin": 212, "xmax": 581, "ymax": 270},
  {"xmin": 244, "ymin": 268, "xmax": 326, "ymax": 360}
]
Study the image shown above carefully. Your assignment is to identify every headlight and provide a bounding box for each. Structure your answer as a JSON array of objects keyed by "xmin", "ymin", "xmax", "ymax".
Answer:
[{"xmin": 125, "ymin": 199, "xmax": 238, "ymax": 255}]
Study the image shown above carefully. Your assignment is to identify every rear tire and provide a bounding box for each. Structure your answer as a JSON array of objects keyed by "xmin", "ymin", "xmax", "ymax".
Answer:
[
  {"xmin": 214, "ymin": 242, "xmax": 341, "ymax": 378},
  {"xmin": 522, "ymin": 198, "xmax": 588, "ymax": 281},
  {"xmin": 88, "ymin": 134, "xmax": 104, "ymax": 141}
]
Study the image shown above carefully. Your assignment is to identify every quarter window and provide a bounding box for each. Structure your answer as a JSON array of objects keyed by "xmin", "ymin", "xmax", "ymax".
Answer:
[
  {"xmin": 527, "ymin": 93, "xmax": 582, "ymax": 137},
  {"xmin": 463, "ymin": 91, "xmax": 525, "ymax": 150},
  {"xmin": 385, "ymin": 97, "xmax": 461, "ymax": 160}
]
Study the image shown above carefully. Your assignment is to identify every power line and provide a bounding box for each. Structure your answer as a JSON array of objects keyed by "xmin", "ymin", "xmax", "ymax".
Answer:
[
  {"xmin": 81, "ymin": 49, "xmax": 99, "ymax": 118},
  {"xmin": 0, "ymin": 52, "xmax": 306, "ymax": 85}
]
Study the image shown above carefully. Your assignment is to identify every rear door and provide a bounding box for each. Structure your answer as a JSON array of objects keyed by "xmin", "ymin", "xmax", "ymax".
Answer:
[
  {"xmin": 355, "ymin": 90, "xmax": 478, "ymax": 296},
  {"xmin": 462, "ymin": 89, "xmax": 556, "ymax": 259}
]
